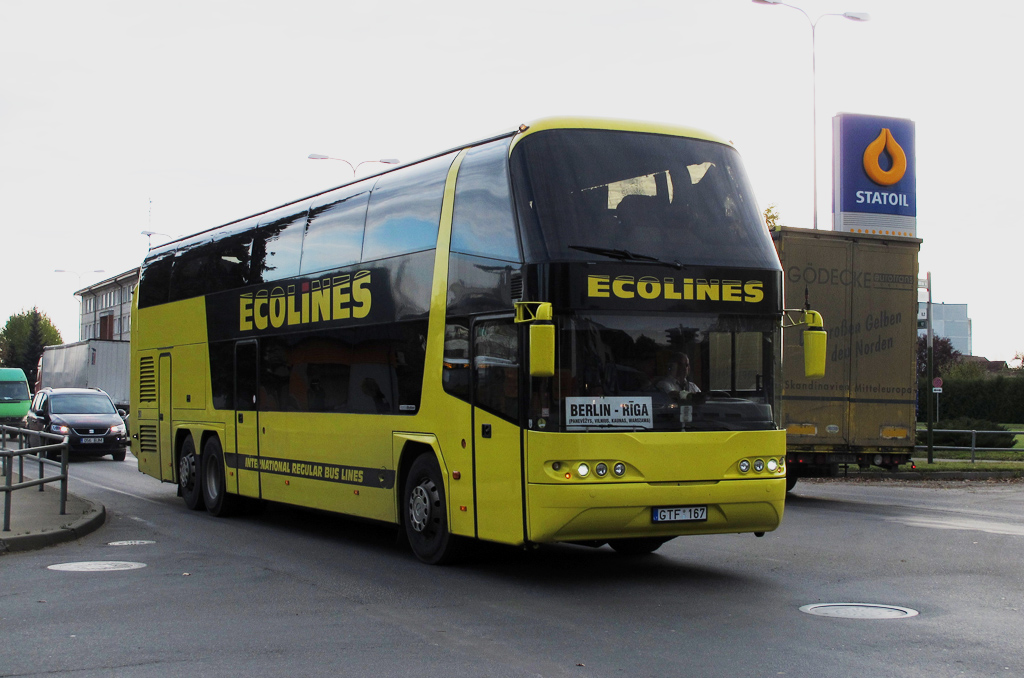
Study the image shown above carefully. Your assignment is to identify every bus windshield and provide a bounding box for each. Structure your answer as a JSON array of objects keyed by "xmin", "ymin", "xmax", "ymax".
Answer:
[
  {"xmin": 530, "ymin": 313, "xmax": 779, "ymax": 433},
  {"xmin": 511, "ymin": 128, "xmax": 780, "ymax": 271}
]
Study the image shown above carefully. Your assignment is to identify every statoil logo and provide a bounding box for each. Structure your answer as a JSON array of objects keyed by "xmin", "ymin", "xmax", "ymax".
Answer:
[{"xmin": 856, "ymin": 127, "xmax": 909, "ymax": 206}]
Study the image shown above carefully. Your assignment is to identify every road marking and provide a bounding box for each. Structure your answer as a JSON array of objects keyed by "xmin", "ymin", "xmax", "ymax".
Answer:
[
  {"xmin": 888, "ymin": 516, "xmax": 1024, "ymax": 537},
  {"xmin": 48, "ymin": 561, "xmax": 147, "ymax": 572}
]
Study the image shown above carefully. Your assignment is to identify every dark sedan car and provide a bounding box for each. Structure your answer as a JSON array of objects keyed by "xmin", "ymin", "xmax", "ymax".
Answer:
[{"xmin": 27, "ymin": 387, "xmax": 128, "ymax": 461}]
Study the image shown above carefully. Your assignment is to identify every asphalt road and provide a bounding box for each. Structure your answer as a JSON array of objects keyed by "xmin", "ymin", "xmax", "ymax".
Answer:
[{"xmin": 2, "ymin": 458, "xmax": 1022, "ymax": 678}]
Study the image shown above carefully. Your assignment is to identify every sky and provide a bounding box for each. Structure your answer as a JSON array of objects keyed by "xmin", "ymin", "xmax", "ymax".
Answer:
[{"xmin": 1, "ymin": 0, "xmax": 1020, "ymax": 363}]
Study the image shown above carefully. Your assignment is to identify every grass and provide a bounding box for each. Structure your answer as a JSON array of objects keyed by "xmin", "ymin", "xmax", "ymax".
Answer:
[{"xmin": 902, "ymin": 459, "xmax": 1024, "ymax": 474}]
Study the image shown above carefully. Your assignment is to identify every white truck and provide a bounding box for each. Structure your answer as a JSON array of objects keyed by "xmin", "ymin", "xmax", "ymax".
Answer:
[{"xmin": 39, "ymin": 340, "xmax": 131, "ymax": 411}]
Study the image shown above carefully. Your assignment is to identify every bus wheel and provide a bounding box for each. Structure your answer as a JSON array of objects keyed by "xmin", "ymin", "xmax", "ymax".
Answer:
[
  {"xmin": 404, "ymin": 454, "xmax": 458, "ymax": 565},
  {"xmin": 608, "ymin": 537, "xmax": 670, "ymax": 555},
  {"xmin": 202, "ymin": 437, "xmax": 238, "ymax": 517},
  {"xmin": 178, "ymin": 435, "xmax": 204, "ymax": 511}
]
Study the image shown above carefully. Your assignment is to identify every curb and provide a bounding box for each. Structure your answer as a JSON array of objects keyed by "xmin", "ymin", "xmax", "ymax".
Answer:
[
  {"xmin": 816, "ymin": 470, "xmax": 1022, "ymax": 482},
  {"xmin": 0, "ymin": 501, "xmax": 106, "ymax": 554}
]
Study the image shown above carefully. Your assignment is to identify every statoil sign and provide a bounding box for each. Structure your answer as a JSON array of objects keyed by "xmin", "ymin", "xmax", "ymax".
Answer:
[{"xmin": 832, "ymin": 113, "xmax": 917, "ymax": 238}]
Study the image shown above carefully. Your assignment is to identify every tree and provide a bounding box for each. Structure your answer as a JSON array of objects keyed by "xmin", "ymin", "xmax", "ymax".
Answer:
[
  {"xmin": 916, "ymin": 334, "xmax": 961, "ymax": 377},
  {"xmin": 0, "ymin": 308, "xmax": 63, "ymax": 386},
  {"xmin": 763, "ymin": 204, "xmax": 781, "ymax": 230}
]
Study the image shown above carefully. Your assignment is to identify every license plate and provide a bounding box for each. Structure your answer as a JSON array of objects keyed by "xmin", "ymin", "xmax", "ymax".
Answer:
[
  {"xmin": 652, "ymin": 505, "xmax": 708, "ymax": 522},
  {"xmin": 81, "ymin": 437, "xmax": 104, "ymax": 444}
]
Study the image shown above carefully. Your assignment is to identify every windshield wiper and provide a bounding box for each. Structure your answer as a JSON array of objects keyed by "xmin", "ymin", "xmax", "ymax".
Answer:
[{"xmin": 568, "ymin": 245, "xmax": 682, "ymax": 269}]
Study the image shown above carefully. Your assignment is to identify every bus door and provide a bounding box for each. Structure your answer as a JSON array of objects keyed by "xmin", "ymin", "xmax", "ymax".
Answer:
[
  {"xmin": 157, "ymin": 353, "xmax": 174, "ymax": 482},
  {"xmin": 234, "ymin": 340, "xmax": 261, "ymax": 498},
  {"xmin": 471, "ymin": 317, "xmax": 525, "ymax": 543}
]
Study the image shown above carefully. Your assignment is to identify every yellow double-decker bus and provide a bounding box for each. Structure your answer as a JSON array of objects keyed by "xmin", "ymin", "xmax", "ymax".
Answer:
[{"xmin": 130, "ymin": 118, "xmax": 825, "ymax": 563}]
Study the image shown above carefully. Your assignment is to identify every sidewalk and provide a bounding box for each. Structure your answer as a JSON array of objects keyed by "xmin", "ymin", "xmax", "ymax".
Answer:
[{"xmin": 1, "ymin": 480, "xmax": 105, "ymax": 553}]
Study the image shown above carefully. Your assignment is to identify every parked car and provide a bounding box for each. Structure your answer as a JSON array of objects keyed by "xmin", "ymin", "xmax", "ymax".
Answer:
[{"xmin": 26, "ymin": 387, "xmax": 128, "ymax": 461}]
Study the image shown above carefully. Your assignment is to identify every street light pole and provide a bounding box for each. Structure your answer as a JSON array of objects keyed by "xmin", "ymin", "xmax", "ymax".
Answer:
[
  {"xmin": 140, "ymin": 231, "xmax": 171, "ymax": 250},
  {"xmin": 752, "ymin": 1, "xmax": 869, "ymax": 230},
  {"xmin": 307, "ymin": 155, "xmax": 399, "ymax": 176}
]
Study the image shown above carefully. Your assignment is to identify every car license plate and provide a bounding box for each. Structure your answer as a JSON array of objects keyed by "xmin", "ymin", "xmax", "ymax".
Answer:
[
  {"xmin": 652, "ymin": 505, "xmax": 708, "ymax": 522},
  {"xmin": 81, "ymin": 437, "xmax": 104, "ymax": 444}
]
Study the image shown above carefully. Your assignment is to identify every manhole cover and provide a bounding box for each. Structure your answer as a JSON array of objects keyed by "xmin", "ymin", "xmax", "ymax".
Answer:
[
  {"xmin": 800, "ymin": 603, "xmax": 918, "ymax": 619},
  {"xmin": 47, "ymin": 561, "xmax": 147, "ymax": 572},
  {"xmin": 108, "ymin": 540, "xmax": 156, "ymax": 546}
]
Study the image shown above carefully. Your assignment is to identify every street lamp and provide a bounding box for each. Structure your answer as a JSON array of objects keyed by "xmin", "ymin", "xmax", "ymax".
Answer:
[
  {"xmin": 752, "ymin": 0, "xmax": 870, "ymax": 230},
  {"xmin": 307, "ymin": 155, "xmax": 400, "ymax": 176},
  {"xmin": 54, "ymin": 269, "xmax": 105, "ymax": 281},
  {"xmin": 140, "ymin": 231, "xmax": 171, "ymax": 250}
]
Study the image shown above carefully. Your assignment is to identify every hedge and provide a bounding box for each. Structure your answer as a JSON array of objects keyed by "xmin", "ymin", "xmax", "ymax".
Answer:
[{"xmin": 919, "ymin": 376, "xmax": 1024, "ymax": 424}]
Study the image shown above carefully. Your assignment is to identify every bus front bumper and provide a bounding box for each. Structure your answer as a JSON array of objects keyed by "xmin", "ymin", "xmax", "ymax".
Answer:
[{"xmin": 526, "ymin": 477, "xmax": 785, "ymax": 544}]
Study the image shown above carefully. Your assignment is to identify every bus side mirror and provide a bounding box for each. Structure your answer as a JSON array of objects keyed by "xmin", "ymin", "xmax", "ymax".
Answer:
[
  {"xmin": 530, "ymin": 324, "xmax": 555, "ymax": 377},
  {"xmin": 802, "ymin": 310, "xmax": 827, "ymax": 380}
]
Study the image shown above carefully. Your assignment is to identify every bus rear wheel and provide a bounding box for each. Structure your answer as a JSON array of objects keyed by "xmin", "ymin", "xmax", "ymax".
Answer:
[
  {"xmin": 178, "ymin": 434, "xmax": 204, "ymax": 511},
  {"xmin": 202, "ymin": 437, "xmax": 239, "ymax": 517},
  {"xmin": 404, "ymin": 454, "xmax": 459, "ymax": 565}
]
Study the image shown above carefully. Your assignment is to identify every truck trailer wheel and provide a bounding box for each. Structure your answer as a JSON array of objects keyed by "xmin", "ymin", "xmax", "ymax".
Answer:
[{"xmin": 785, "ymin": 475, "xmax": 798, "ymax": 492}]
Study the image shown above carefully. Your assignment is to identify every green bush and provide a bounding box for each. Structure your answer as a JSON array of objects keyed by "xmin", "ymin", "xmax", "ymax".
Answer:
[
  {"xmin": 920, "ymin": 375, "xmax": 1024, "ymax": 424},
  {"xmin": 916, "ymin": 418, "xmax": 1016, "ymax": 448}
]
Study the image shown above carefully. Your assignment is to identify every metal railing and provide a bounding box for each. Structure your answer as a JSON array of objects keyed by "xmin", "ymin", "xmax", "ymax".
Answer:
[
  {"xmin": 915, "ymin": 428, "xmax": 1023, "ymax": 463},
  {"xmin": 1, "ymin": 425, "xmax": 69, "ymax": 532}
]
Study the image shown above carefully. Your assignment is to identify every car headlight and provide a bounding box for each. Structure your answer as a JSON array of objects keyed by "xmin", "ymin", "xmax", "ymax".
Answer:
[
  {"xmin": 50, "ymin": 424, "xmax": 70, "ymax": 434},
  {"xmin": 112, "ymin": 424, "xmax": 126, "ymax": 435}
]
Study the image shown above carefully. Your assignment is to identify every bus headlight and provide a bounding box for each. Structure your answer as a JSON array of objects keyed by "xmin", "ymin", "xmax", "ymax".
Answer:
[
  {"xmin": 577, "ymin": 463, "xmax": 590, "ymax": 478},
  {"xmin": 595, "ymin": 463, "xmax": 608, "ymax": 477},
  {"xmin": 767, "ymin": 459, "xmax": 779, "ymax": 472},
  {"xmin": 739, "ymin": 460, "xmax": 750, "ymax": 473},
  {"xmin": 754, "ymin": 459, "xmax": 765, "ymax": 472}
]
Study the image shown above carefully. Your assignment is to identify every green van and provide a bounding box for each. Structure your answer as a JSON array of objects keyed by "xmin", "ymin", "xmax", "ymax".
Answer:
[{"xmin": 0, "ymin": 367, "xmax": 32, "ymax": 426}]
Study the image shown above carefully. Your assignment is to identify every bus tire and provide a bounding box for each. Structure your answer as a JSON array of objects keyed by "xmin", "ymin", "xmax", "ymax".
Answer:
[
  {"xmin": 404, "ymin": 454, "xmax": 459, "ymax": 565},
  {"xmin": 608, "ymin": 537, "xmax": 670, "ymax": 555},
  {"xmin": 179, "ymin": 434, "xmax": 204, "ymax": 511},
  {"xmin": 202, "ymin": 436, "xmax": 238, "ymax": 517}
]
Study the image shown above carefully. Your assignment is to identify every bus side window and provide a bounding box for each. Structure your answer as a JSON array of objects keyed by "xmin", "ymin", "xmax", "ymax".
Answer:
[
  {"xmin": 451, "ymin": 138, "xmax": 520, "ymax": 262},
  {"xmin": 361, "ymin": 152, "xmax": 456, "ymax": 262},
  {"xmin": 253, "ymin": 204, "xmax": 309, "ymax": 284},
  {"xmin": 474, "ymin": 320, "xmax": 519, "ymax": 423},
  {"xmin": 137, "ymin": 252, "xmax": 174, "ymax": 309},
  {"xmin": 442, "ymin": 320, "xmax": 471, "ymax": 402},
  {"xmin": 300, "ymin": 181, "xmax": 373, "ymax": 276}
]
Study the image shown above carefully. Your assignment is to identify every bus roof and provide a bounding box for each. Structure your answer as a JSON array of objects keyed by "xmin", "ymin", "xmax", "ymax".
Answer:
[{"xmin": 145, "ymin": 117, "xmax": 733, "ymax": 260}]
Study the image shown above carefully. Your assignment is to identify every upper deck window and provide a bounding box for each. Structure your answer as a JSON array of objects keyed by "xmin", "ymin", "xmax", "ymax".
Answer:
[
  {"xmin": 253, "ymin": 204, "xmax": 310, "ymax": 283},
  {"xmin": 450, "ymin": 138, "xmax": 520, "ymax": 261},
  {"xmin": 510, "ymin": 129, "xmax": 781, "ymax": 270},
  {"xmin": 361, "ymin": 153, "xmax": 456, "ymax": 261},
  {"xmin": 300, "ymin": 179, "xmax": 374, "ymax": 275}
]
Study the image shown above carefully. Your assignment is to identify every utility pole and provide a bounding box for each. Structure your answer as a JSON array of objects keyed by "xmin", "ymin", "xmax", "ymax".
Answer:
[{"xmin": 925, "ymin": 272, "xmax": 934, "ymax": 464}]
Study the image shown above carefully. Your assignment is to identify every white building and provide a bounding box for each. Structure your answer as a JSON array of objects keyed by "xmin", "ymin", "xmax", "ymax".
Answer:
[
  {"xmin": 917, "ymin": 302, "xmax": 971, "ymax": 355},
  {"xmin": 75, "ymin": 268, "xmax": 140, "ymax": 341}
]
